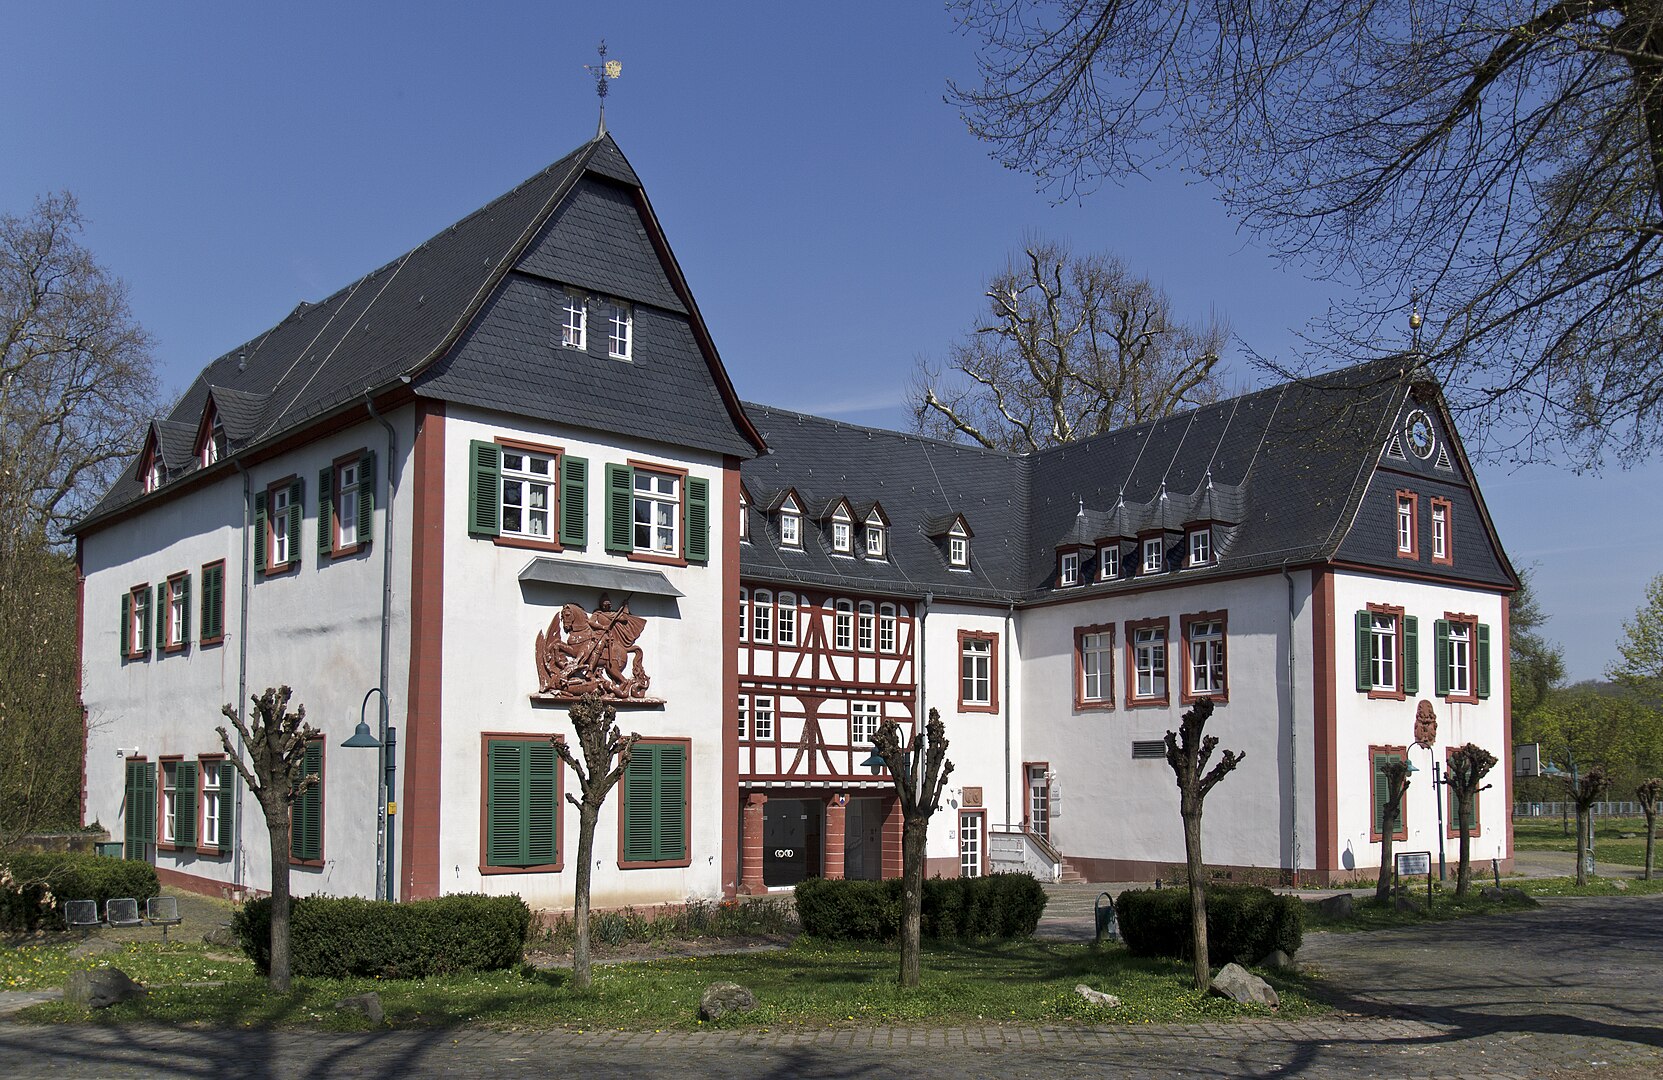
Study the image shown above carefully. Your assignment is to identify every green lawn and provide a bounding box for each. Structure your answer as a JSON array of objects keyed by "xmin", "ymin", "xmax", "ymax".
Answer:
[
  {"xmin": 1511, "ymin": 875, "xmax": 1663, "ymax": 898},
  {"xmin": 1302, "ymin": 889, "xmax": 1540, "ymax": 933},
  {"xmin": 1514, "ymin": 815, "xmax": 1657, "ymax": 869},
  {"xmin": 9, "ymin": 937, "xmax": 1325, "ymax": 1031}
]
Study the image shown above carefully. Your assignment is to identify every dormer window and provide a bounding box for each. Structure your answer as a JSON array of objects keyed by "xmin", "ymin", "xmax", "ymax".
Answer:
[
  {"xmin": 1141, "ymin": 537, "xmax": 1164, "ymax": 574},
  {"xmin": 864, "ymin": 511, "xmax": 887, "ymax": 558},
  {"xmin": 948, "ymin": 523, "xmax": 969, "ymax": 569},
  {"xmin": 1187, "ymin": 528, "xmax": 1213, "ymax": 567},
  {"xmin": 1059, "ymin": 550, "xmax": 1080, "ymax": 587},
  {"xmin": 779, "ymin": 495, "xmax": 802, "ymax": 548},
  {"xmin": 738, "ymin": 491, "xmax": 749, "ymax": 542},
  {"xmin": 606, "ymin": 301, "xmax": 632, "ymax": 360},
  {"xmin": 831, "ymin": 505, "xmax": 853, "ymax": 554},
  {"xmin": 201, "ymin": 421, "xmax": 224, "ymax": 466},
  {"xmin": 142, "ymin": 453, "xmax": 161, "ymax": 493},
  {"xmin": 1099, "ymin": 545, "xmax": 1120, "ymax": 581},
  {"xmin": 561, "ymin": 292, "xmax": 587, "ymax": 349}
]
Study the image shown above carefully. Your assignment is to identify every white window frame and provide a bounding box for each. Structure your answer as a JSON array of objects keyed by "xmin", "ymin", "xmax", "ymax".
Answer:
[
  {"xmin": 1370, "ymin": 613, "xmax": 1398, "ymax": 692},
  {"xmin": 1099, "ymin": 545, "xmax": 1120, "ymax": 581},
  {"xmin": 500, "ymin": 449, "xmax": 555, "ymax": 540},
  {"xmin": 959, "ymin": 811, "xmax": 983, "ymax": 878},
  {"xmin": 1431, "ymin": 503, "xmax": 1448, "ymax": 560},
  {"xmin": 865, "ymin": 518, "xmax": 886, "ymax": 558},
  {"xmin": 561, "ymin": 292, "xmax": 587, "ymax": 349},
  {"xmin": 857, "ymin": 601, "xmax": 875, "ymax": 652},
  {"xmin": 129, "ymin": 586, "xmax": 147, "ymax": 655},
  {"xmin": 1080, "ymin": 631, "xmax": 1112, "ymax": 703},
  {"xmin": 738, "ymin": 492, "xmax": 749, "ymax": 542},
  {"xmin": 1188, "ymin": 619, "xmax": 1226, "ymax": 696},
  {"xmin": 1188, "ymin": 529, "xmax": 1212, "ymax": 567},
  {"xmin": 143, "ymin": 455, "xmax": 161, "ymax": 493},
  {"xmin": 167, "ymin": 577, "xmax": 186, "ymax": 647},
  {"xmin": 1447, "ymin": 620, "xmax": 1471, "ymax": 697},
  {"xmin": 161, "ymin": 762, "xmax": 178, "ymax": 843},
  {"xmin": 202, "ymin": 423, "xmax": 223, "ymax": 467},
  {"xmin": 752, "ymin": 695, "xmax": 775, "ymax": 741},
  {"xmin": 606, "ymin": 301, "xmax": 632, "ymax": 360},
  {"xmin": 831, "ymin": 507, "xmax": 853, "ymax": 554},
  {"xmin": 781, "ymin": 510, "xmax": 801, "ymax": 548},
  {"xmin": 1397, "ymin": 496, "xmax": 1415, "ymax": 554},
  {"xmin": 1059, "ymin": 551, "xmax": 1079, "ymax": 587},
  {"xmin": 777, "ymin": 592, "xmax": 797, "ymax": 646},
  {"xmin": 879, "ymin": 603, "xmax": 897, "ymax": 653},
  {"xmin": 850, "ymin": 701, "xmax": 880, "ymax": 748},
  {"xmin": 1134, "ymin": 626, "xmax": 1167, "ymax": 700},
  {"xmin": 961, "ymin": 637, "xmax": 992, "ymax": 707},
  {"xmin": 738, "ymin": 588, "xmax": 748, "ymax": 642},
  {"xmin": 1141, "ymin": 537, "xmax": 1164, "ymax": 574},
  {"xmin": 834, "ymin": 600, "xmax": 853, "ymax": 650},
  {"xmin": 201, "ymin": 764, "xmax": 222, "ymax": 845},
  {"xmin": 336, "ymin": 459, "xmax": 362, "ymax": 547},
  {"xmin": 270, "ymin": 485, "xmax": 292, "ymax": 566},
  {"xmin": 737, "ymin": 696, "xmax": 748, "ymax": 739},
  {"xmin": 751, "ymin": 589, "xmax": 772, "ymax": 644},
  {"xmin": 632, "ymin": 468, "xmax": 680, "ymax": 554},
  {"xmin": 948, "ymin": 531, "xmax": 969, "ymax": 569}
]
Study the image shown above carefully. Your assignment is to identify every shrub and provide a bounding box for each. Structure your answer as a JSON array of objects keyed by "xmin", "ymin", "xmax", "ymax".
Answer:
[
  {"xmin": 537, "ymin": 896, "xmax": 796, "ymax": 950},
  {"xmin": 1116, "ymin": 884, "xmax": 1303, "ymax": 963},
  {"xmin": 796, "ymin": 873, "xmax": 1047, "ymax": 942},
  {"xmin": 0, "ymin": 852, "xmax": 160, "ymax": 932},
  {"xmin": 233, "ymin": 893, "xmax": 532, "ymax": 978}
]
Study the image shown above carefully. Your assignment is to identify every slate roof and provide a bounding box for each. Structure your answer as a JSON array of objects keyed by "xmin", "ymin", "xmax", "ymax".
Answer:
[
  {"xmin": 739, "ymin": 359, "xmax": 1511, "ymax": 602},
  {"xmin": 76, "ymin": 134, "xmax": 762, "ymax": 533}
]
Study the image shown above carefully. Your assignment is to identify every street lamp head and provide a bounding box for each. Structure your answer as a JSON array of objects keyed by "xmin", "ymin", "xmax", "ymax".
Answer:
[
  {"xmin": 341, "ymin": 719, "xmax": 381, "ymax": 749},
  {"xmin": 861, "ymin": 750, "xmax": 887, "ymax": 772}
]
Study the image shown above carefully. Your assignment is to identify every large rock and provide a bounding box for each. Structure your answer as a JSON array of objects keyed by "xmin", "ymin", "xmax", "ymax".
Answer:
[
  {"xmin": 202, "ymin": 924, "xmax": 237, "ymax": 948},
  {"xmin": 1074, "ymin": 984, "xmax": 1121, "ymax": 1008},
  {"xmin": 1209, "ymin": 963, "xmax": 1279, "ymax": 1010},
  {"xmin": 1481, "ymin": 886, "xmax": 1504, "ymax": 901},
  {"xmin": 698, "ymin": 981, "xmax": 756, "ymax": 1022},
  {"xmin": 333, "ymin": 992, "xmax": 385, "ymax": 1025},
  {"xmin": 1313, "ymin": 893, "xmax": 1353, "ymax": 919},
  {"xmin": 1257, "ymin": 949, "xmax": 1297, "ymax": 972},
  {"xmin": 64, "ymin": 968, "xmax": 147, "ymax": 1009}
]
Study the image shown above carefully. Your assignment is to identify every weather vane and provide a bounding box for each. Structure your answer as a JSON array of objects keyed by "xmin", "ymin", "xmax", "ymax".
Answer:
[{"xmin": 584, "ymin": 40, "xmax": 622, "ymax": 137}]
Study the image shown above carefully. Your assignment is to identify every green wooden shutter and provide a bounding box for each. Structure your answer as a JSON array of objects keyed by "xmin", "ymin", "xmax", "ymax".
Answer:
[
  {"xmin": 154, "ymin": 583, "xmax": 166, "ymax": 650},
  {"xmin": 1354, "ymin": 611, "xmax": 1372, "ymax": 692},
  {"xmin": 525, "ymin": 743, "xmax": 558, "ymax": 864},
  {"xmin": 124, "ymin": 760, "xmax": 145, "ymax": 857},
  {"xmin": 317, "ymin": 466, "xmax": 334, "ymax": 555},
  {"xmin": 1373, "ymin": 752, "xmax": 1403, "ymax": 837},
  {"xmin": 605, "ymin": 463, "xmax": 634, "ymax": 553},
  {"xmin": 655, "ymin": 744, "xmax": 687, "ymax": 861},
  {"xmin": 201, "ymin": 564, "xmax": 222, "ymax": 642},
  {"xmin": 291, "ymin": 741, "xmax": 323, "ymax": 861},
  {"xmin": 139, "ymin": 762, "xmax": 156, "ymax": 845},
  {"xmin": 467, "ymin": 440, "xmax": 502, "ymax": 537},
  {"xmin": 180, "ymin": 575, "xmax": 192, "ymax": 645},
  {"xmin": 357, "ymin": 450, "xmax": 376, "ymax": 545},
  {"xmin": 140, "ymin": 590, "xmax": 152, "ymax": 655},
  {"xmin": 485, "ymin": 741, "xmax": 525, "ymax": 866},
  {"xmin": 1403, "ymin": 616, "xmax": 1419, "ymax": 694},
  {"xmin": 286, "ymin": 478, "xmax": 303, "ymax": 565},
  {"xmin": 218, "ymin": 764, "xmax": 235, "ymax": 849},
  {"xmin": 559, "ymin": 456, "xmax": 588, "ymax": 546},
  {"xmin": 1476, "ymin": 622, "xmax": 1491, "ymax": 698},
  {"xmin": 120, "ymin": 591, "xmax": 131, "ymax": 657},
  {"xmin": 623, "ymin": 745, "xmax": 657, "ymax": 862},
  {"xmin": 1434, "ymin": 620, "xmax": 1451, "ymax": 696},
  {"xmin": 175, "ymin": 761, "xmax": 198, "ymax": 849},
  {"xmin": 685, "ymin": 476, "xmax": 709, "ymax": 563},
  {"xmin": 253, "ymin": 490, "xmax": 268, "ymax": 572}
]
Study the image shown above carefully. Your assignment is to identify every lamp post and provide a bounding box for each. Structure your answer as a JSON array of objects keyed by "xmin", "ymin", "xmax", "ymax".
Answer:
[
  {"xmin": 1428, "ymin": 753, "xmax": 1447, "ymax": 882},
  {"xmin": 340, "ymin": 687, "xmax": 396, "ymax": 901}
]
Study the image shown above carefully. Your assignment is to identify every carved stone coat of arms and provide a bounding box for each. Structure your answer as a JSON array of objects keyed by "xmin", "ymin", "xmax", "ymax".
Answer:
[{"xmin": 533, "ymin": 595, "xmax": 658, "ymax": 702}]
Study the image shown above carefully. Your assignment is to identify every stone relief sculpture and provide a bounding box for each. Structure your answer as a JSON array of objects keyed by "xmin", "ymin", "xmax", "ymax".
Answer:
[
  {"xmin": 534, "ymin": 594, "xmax": 657, "ymax": 701},
  {"xmin": 1414, "ymin": 699, "xmax": 1438, "ymax": 749}
]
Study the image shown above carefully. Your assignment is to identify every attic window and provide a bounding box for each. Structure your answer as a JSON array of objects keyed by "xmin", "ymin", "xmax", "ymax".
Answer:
[
  {"xmin": 948, "ymin": 523, "xmax": 969, "ymax": 569},
  {"xmin": 606, "ymin": 302, "xmax": 632, "ymax": 361},
  {"xmin": 780, "ymin": 495, "xmax": 802, "ymax": 548},
  {"xmin": 201, "ymin": 418, "xmax": 225, "ymax": 467},
  {"xmin": 738, "ymin": 491, "xmax": 749, "ymax": 542},
  {"xmin": 561, "ymin": 292, "xmax": 587, "ymax": 349},
  {"xmin": 864, "ymin": 517, "xmax": 886, "ymax": 559},
  {"xmin": 1099, "ymin": 545, "xmax": 1120, "ymax": 581},
  {"xmin": 1141, "ymin": 537, "xmax": 1164, "ymax": 574},
  {"xmin": 831, "ymin": 506, "xmax": 853, "ymax": 554},
  {"xmin": 1187, "ymin": 529, "xmax": 1213, "ymax": 567},
  {"xmin": 142, "ymin": 453, "xmax": 162, "ymax": 494},
  {"xmin": 1059, "ymin": 551, "xmax": 1080, "ymax": 587}
]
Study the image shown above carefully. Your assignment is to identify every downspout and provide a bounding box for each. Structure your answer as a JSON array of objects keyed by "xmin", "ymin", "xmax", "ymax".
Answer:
[
  {"xmin": 1004, "ymin": 600, "xmax": 1014, "ymax": 829},
  {"xmin": 365, "ymin": 392, "xmax": 397, "ymax": 902},
  {"xmin": 230, "ymin": 460, "xmax": 252, "ymax": 893},
  {"xmin": 1283, "ymin": 560, "xmax": 1300, "ymax": 883}
]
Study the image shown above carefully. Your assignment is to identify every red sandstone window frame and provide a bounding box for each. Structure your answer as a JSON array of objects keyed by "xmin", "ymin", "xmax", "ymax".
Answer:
[
  {"xmin": 1073, "ymin": 623, "xmax": 1116, "ymax": 711},
  {"xmin": 626, "ymin": 457, "xmax": 690, "ymax": 568},
  {"xmin": 477, "ymin": 732, "xmax": 566, "ymax": 876},
  {"xmin": 957, "ymin": 630, "xmax": 999, "ymax": 713},
  {"xmin": 1124, "ymin": 616, "xmax": 1170, "ymax": 708},
  {"xmin": 616, "ymin": 736, "xmax": 694, "ymax": 870},
  {"xmin": 264, "ymin": 475, "xmax": 300, "ymax": 574},
  {"xmin": 1430, "ymin": 496, "xmax": 1453, "ymax": 566},
  {"xmin": 958, "ymin": 808, "xmax": 988, "ymax": 878},
  {"xmin": 1442, "ymin": 611, "xmax": 1481, "ymax": 704},
  {"xmin": 491, "ymin": 436, "xmax": 565, "ymax": 553},
  {"xmin": 1369, "ymin": 744, "xmax": 1410, "ymax": 843},
  {"xmin": 195, "ymin": 752, "xmax": 228, "ymax": 857},
  {"xmin": 1365, "ymin": 602, "xmax": 1408, "ymax": 702},
  {"xmin": 1179, "ymin": 610, "xmax": 1229, "ymax": 704},
  {"xmin": 1395, "ymin": 490, "xmax": 1419, "ymax": 560}
]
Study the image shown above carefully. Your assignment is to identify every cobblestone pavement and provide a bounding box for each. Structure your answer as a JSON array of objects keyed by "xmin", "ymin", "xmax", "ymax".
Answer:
[{"xmin": 0, "ymin": 895, "xmax": 1657, "ymax": 1078}]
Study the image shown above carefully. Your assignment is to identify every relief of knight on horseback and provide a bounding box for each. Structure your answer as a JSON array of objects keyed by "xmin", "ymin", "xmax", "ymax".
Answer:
[{"xmin": 534, "ymin": 593, "xmax": 654, "ymax": 700}]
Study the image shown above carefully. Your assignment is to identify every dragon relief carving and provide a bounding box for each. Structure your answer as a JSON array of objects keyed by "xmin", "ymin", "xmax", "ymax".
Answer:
[{"xmin": 534, "ymin": 594, "xmax": 657, "ymax": 702}]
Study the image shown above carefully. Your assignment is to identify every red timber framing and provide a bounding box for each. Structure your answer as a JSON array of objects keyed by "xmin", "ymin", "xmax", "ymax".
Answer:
[
  {"xmin": 737, "ymin": 586, "xmax": 917, "ymax": 783},
  {"xmin": 402, "ymin": 399, "xmax": 445, "ymax": 900}
]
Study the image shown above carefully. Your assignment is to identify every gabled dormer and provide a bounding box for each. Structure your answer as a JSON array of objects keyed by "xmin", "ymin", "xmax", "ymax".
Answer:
[
  {"xmin": 1181, "ymin": 474, "xmax": 1244, "ymax": 570},
  {"xmin": 136, "ymin": 426, "xmax": 164, "ymax": 494},
  {"xmin": 1053, "ymin": 502, "xmax": 1094, "ymax": 587},
  {"xmin": 859, "ymin": 503, "xmax": 890, "ymax": 560},
  {"xmin": 924, "ymin": 513, "xmax": 974, "ymax": 571},
  {"xmin": 764, "ymin": 488, "xmax": 805, "ymax": 550},
  {"xmin": 822, "ymin": 497, "xmax": 856, "ymax": 556},
  {"xmin": 194, "ymin": 400, "xmax": 227, "ymax": 468}
]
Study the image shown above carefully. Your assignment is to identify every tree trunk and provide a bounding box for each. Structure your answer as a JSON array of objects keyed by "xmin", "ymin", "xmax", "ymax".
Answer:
[
  {"xmin": 266, "ymin": 805, "xmax": 293, "ymax": 993},
  {"xmin": 1181, "ymin": 797, "xmax": 1209, "ymax": 991},
  {"xmin": 1646, "ymin": 808, "xmax": 1656, "ymax": 882},
  {"xmin": 899, "ymin": 815, "xmax": 927, "ymax": 989},
  {"xmin": 1456, "ymin": 815, "xmax": 1472, "ymax": 898},
  {"xmin": 1375, "ymin": 825, "xmax": 1396, "ymax": 904},
  {"xmin": 571, "ymin": 802, "xmax": 599, "ymax": 990},
  {"xmin": 1575, "ymin": 806, "xmax": 1590, "ymax": 887}
]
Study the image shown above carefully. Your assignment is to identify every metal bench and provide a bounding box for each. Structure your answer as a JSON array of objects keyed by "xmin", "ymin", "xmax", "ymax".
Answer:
[
  {"xmin": 145, "ymin": 895, "xmax": 183, "ymax": 940},
  {"xmin": 104, "ymin": 898, "xmax": 144, "ymax": 929},
  {"xmin": 63, "ymin": 899, "xmax": 102, "ymax": 933}
]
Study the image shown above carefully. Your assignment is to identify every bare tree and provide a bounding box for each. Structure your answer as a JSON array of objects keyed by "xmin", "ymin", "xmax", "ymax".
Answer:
[
  {"xmin": 550, "ymin": 692, "xmax": 639, "ymax": 991},
  {"xmin": 1373, "ymin": 757, "xmax": 1411, "ymax": 904},
  {"xmin": 949, "ymin": 1, "xmax": 1663, "ymax": 466},
  {"xmin": 911, "ymin": 241, "xmax": 1224, "ymax": 452},
  {"xmin": 870, "ymin": 708, "xmax": 954, "ymax": 990},
  {"xmin": 1571, "ymin": 765, "xmax": 1612, "ymax": 887},
  {"xmin": 1638, "ymin": 777, "xmax": 1661, "ymax": 881},
  {"xmin": 1445, "ymin": 743, "xmax": 1498, "ymax": 898},
  {"xmin": 0, "ymin": 536, "xmax": 81, "ymax": 847},
  {"xmin": 218, "ymin": 687, "xmax": 319, "ymax": 993},
  {"xmin": 1162, "ymin": 697, "xmax": 1243, "ymax": 990}
]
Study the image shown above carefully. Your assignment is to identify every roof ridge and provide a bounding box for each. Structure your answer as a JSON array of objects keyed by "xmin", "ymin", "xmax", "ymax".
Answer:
[{"xmin": 741, "ymin": 401, "xmax": 1024, "ymax": 461}]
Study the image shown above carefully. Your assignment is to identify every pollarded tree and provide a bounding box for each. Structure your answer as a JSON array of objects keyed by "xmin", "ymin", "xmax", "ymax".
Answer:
[
  {"xmin": 1638, "ymin": 777, "xmax": 1661, "ymax": 882},
  {"xmin": 217, "ymin": 686, "xmax": 319, "ymax": 993},
  {"xmin": 1163, "ymin": 697, "xmax": 1243, "ymax": 991},
  {"xmin": 911, "ymin": 241, "xmax": 1224, "ymax": 452},
  {"xmin": 1445, "ymin": 744, "xmax": 1498, "ymax": 898},
  {"xmin": 870, "ymin": 708, "xmax": 954, "ymax": 990},
  {"xmin": 549, "ymin": 692, "xmax": 639, "ymax": 991},
  {"xmin": 1572, "ymin": 765, "xmax": 1612, "ymax": 887},
  {"xmin": 1374, "ymin": 757, "xmax": 1411, "ymax": 904}
]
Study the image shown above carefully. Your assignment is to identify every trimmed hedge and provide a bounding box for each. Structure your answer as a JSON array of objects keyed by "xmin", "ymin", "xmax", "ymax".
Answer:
[
  {"xmin": 0, "ymin": 852, "xmax": 160, "ymax": 932},
  {"xmin": 1115, "ymin": 884, "xmax": 1303, "ymax": 964},
  {"xmin": 795, "ymin": 873, "xmax": 1047, "ymax": 941},
  {"xmin": 233, "ymin": 893, "xmax": 532, "ymax": 978}
]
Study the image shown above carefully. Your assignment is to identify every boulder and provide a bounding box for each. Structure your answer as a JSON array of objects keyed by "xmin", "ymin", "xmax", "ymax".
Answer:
[
  {"xmin": 202, "ymin": 924, "xmax": 238, "ymax": 948},
  {"xmin": 1209, "ymin": 963, "xmax": 1279, "ymax": 1009},
  {"xmin": 1257, "ymin": 949, "xmax": 1297, "ymax": 973},
  {"xmin": 1313, "ymin": 893, "xmax": 1353, "ymax": 920},
  {"xmin": 333, "ymin": 992, "xmax": 385, "ymax": 1025},
  {"xmin": 1500, "ymin": 887, "xmax": 1534, "ymax": 905},
  {"xmin": 1612, "ymin": 879, "xmax": 1629, "ymax": 891},
  {"xmin": 1073, "ymin": 984, "xmax": 1121, "ymax": 1008},
  {"xmin": 697, "ymin": 981, "xmax": 757, "ymax": 1022},
  {"xmin": 64, "ymin": 968, "xmax": 147, "ymax": 1009}
]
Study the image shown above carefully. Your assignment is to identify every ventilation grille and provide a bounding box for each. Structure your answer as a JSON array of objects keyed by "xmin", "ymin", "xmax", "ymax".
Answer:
[
  {"xmin": 1132, "ymin": 740, "xmax": 1166, "ymax": 760},
  {"xmin": 1434, "ymin": 445, "xmax": 1453, "ymax": 470},
  {"xmin": 1385, "ymin": 435, "xmax": 1406, "ymax": 459}
]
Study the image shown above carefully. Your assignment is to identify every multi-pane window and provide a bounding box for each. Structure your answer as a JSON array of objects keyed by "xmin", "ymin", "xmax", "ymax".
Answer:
[
  {"xmin": 834, "ymin": 600, "xmax": 853, "ymax": 650},
  {"xmin": 1446, "ymin": 621, "xmax": 1471, "ymax": 697},
  {"xmin": 1141, "ymin": 537, "xmax": 1163, "ymax": 574},
  {"xmin": 738, "ymin": 492, "xmax": 749, "ymax": 541},
  {"xmin": 143, "ymin": 455, "xmax": 161, "ymax": 493},
  {"xmin": 1434, "ymin": 616, "xmax": 1488, "ymax": 700},
  {"xmin": 751, "ymin": 696, "xmax": 775, "ymax": 741},
  {"xmin": 1133, "ymin": 626, "xmax": 1167, "ymax": 700},
  {"xmin": 632, "ymin": 469, "xmax": 679, "ymax": 554},
  {"xmin": 781, "ymin": 509, "xmax": 801, "ymax": 547},
  {"xmin": 777, "ymin": 593, "xmax": 798, "ymax": 646},
  {"xmin": 202, "ymin": 422, "xmax": 224, "ymax": 466},
  {"xmin": 738, "ymin": 588, "xmax": 748, "ymax": 641},
  {"xmin": 1188, "ymin": 619, "xmax": 1226, "ymax": 696},
  {"xmin": 865, "ymin": 521, "xmax": 886, "ymax": 557},
  {"xmin": 1431, "ymin": 499, "xmax": 1450, "ymax": 562},
  {"xmin": 336, "ymin": 460, "xmax": 362, "ymax": 547},
  {"xmin": 1059, "ymin": 551, "xmax": 1079, "ymax": 587},
  {"xmin": 202, "ymin": 765, "xmax": 223, "ymax": 847},
  {"xmin": 1080, "ymin": 630, "xmax": 1113, "ymax": 703},
  {"xmin": 832, "ymin": 508, "xmax": 852, "ymax": 553},
  {"xmin": 561, "ymin": 293, "xmax": 587, "ymax": 349},
  {"xmin": 857, "ymin": 602, "xmax": 875, "ymax": 652},
  {"xmin": 167, "ymin": 576, "xmax": 188, "ymax": 648},
  {"xmin": 961, "ymin": 636, "xmax": 992, "ymax": 707},
  {"xmin": 606, "ymin": 302, "xmax": 632, "ymax": 360},
  {"xmin": 850, "ymin": 702, "xmax": 880, "ymax": 747},
  {"xmin": 125, "ymin": 585, "xmax": 150, "ymax": 658},
  {"xmin": 1099, "ymin": 546, "xmax": 1120, "ymax": 581},
  {"xmin": 162, "ymin": 763, "xmax": 179, "ymax": 843},
  {"xmin": 879, "ymin": 603, "xmax": 897, "ymax": 653},
  {"xmin": 1188, "ymin": 529, "xmax": 1212, "ymax": 567},
  {"xmin": 752, "ymin": 589, "xmax": 772, "ymax": 643},
  {"xmin": 949, "ymin": 533, "xmax": 968, "ymax": 568},
  {"xmin": 1397, "ymin": 494, "xmax": 1416, "ymax": 555},
  {"xmin": 1371, "ymin": 613, "xmax": 1398, "ymax": 691},
  {"xmin": 959, "ymin": 811, "xmax": 983, "ymax": 878},
  {"xmin": 501, "ymin": 450, "xmax": 554, "ymax": 538},
  {"xmin": 270, "ymin": 484, "xmax": 292, "ymax": 566},
  {"xmin": 737, "ymin": 696, "xmax": 748, "ymax": 739}
]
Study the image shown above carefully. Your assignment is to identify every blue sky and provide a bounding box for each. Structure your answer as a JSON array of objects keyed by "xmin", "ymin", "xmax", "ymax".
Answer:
[{"xmin": 4, "ymin": 2, "xmax": 1654, "ymax": 681}]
